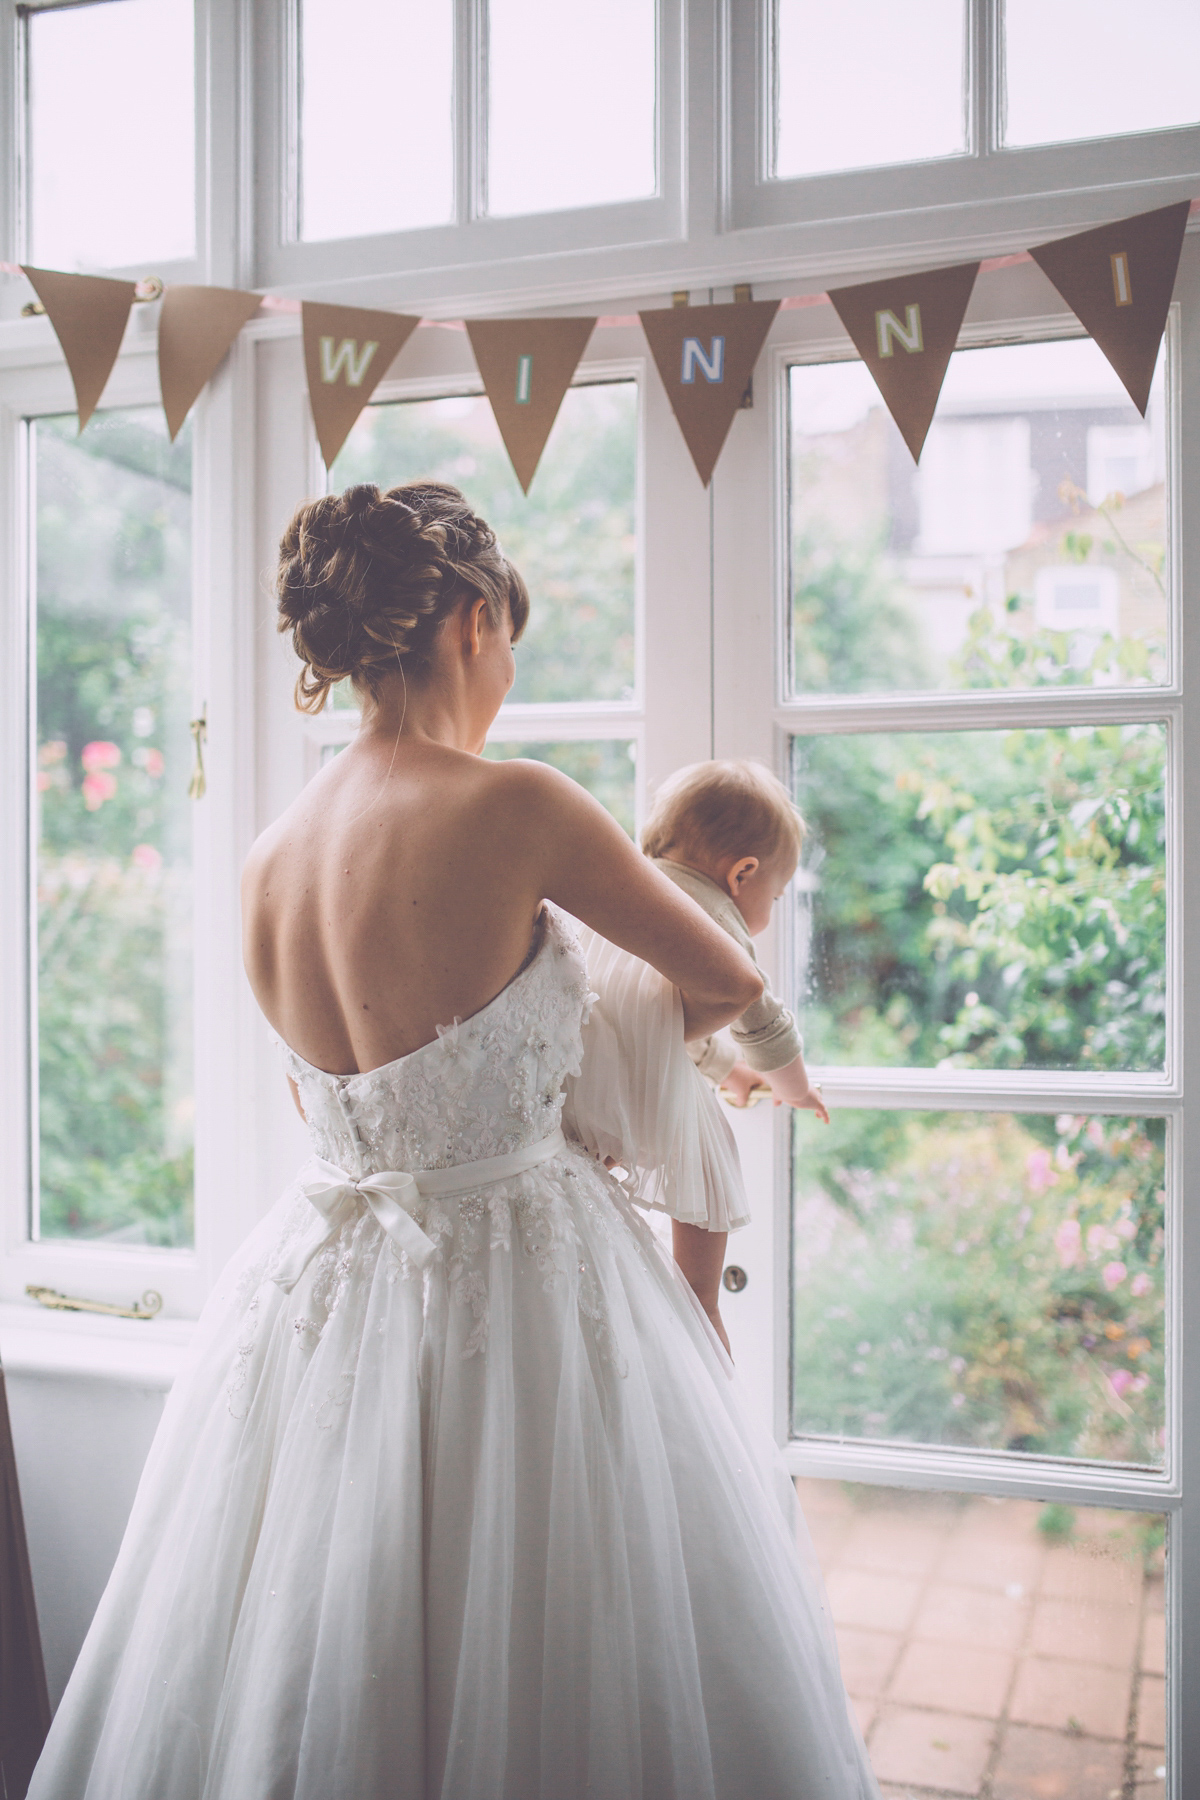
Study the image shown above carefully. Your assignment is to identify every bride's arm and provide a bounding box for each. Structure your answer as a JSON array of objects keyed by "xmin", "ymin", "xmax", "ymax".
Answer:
[{"xmin": 501, "ymin": 761, "xmax": 762, "ymax": 1040}]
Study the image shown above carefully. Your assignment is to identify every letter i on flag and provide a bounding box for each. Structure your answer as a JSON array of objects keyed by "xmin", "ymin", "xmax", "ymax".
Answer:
[
  {"xmin": 301, "ymin": 302, "xmax": 421, "ymax": 468},
  {"xmin": 639, "ymin": 300, "xmax": 780, "ymax": 485},
  {"xmin": 465, "ymin": 317, "xmax": 597, "ymax": 493},
  {"xmin": 1029, "ymin": 201, "xmax": 1190, "ymax": 416},
  {"xmin": 826, "ymin": 262, "xmax": 980, "ymax": 464}
]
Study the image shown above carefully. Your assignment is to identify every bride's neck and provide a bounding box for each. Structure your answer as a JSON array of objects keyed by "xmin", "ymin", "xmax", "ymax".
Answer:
[{"xmin": 358, "ymin": 673, "xmax": 489, "ymax": 755}]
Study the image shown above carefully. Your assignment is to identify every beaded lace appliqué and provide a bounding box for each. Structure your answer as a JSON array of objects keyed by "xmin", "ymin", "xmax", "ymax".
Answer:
[{"xmin": 249, "ymin": 908, "xmax": 625, "ymax": 1380}]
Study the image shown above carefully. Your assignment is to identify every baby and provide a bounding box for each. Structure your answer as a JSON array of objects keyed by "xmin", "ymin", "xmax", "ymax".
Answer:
[{"xmin": 642, "ymin": 760, "xmax": 828, "ymax": 1122}]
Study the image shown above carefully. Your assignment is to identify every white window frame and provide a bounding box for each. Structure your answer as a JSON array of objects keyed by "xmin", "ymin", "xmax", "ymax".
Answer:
[
  {"xmin": 708, "ymin": 253, "xmax": 1198, "ymax": 1790},
  {"xmin": 251, "ymin": 0, "xmax": 686, "ymax": 309},
  {"xmin": 0, "ymin": 307, "xmax": 258, "ymax": 1318},
  {"xmin": 731, "ymin": 0, "xmax": 1200, "ymax": 271}
]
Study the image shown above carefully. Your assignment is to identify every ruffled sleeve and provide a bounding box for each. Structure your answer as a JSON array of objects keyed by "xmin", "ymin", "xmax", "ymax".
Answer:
[{"xmin": 561, "ymin": 927, "xmax": 750, "ymax": 1232}]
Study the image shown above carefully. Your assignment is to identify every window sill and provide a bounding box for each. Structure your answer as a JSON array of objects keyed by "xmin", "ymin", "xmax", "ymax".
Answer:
[{"xmin": 0, "ymin": 1302, "xmax": 194, "ymax": 1391}]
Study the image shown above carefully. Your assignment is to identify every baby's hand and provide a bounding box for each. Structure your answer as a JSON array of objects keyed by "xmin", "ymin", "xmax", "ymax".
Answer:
[
  {"xmin": 763, "ymin": 1054, "xmax": 830, "ymax": 1123},
  {"xmin": 794, "ymin": 1083, "xmax": 830, "ymax": 1125},
  {"xmin": 719, "ymin": 1061, "xmax": 765, "ymax": 1108}
]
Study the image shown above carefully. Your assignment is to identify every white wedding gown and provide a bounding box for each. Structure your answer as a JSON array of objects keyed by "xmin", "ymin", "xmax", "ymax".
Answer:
[{"xmin": 29, "ymin": 906, "xmax": 877, "ymax": 1800}]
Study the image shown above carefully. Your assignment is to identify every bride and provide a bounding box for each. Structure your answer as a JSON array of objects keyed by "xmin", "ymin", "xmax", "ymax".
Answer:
[{"xmin": 29, "ymin": 482, "xmax": 877, "ymax": 1800}]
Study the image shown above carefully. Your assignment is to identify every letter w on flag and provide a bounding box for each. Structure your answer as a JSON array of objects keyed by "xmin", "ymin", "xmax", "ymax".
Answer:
[{"xmin": 319, "ymin": 336, "xmax": 379, "ymax": 387}]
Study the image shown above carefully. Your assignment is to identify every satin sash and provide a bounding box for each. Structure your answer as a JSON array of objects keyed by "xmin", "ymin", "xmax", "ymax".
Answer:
[{"xmin": 272, "ymin": 1128, "xmax": 568, "ymax": 1293}]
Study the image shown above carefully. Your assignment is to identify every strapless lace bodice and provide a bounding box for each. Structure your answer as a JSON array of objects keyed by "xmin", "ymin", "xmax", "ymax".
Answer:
[{"xmin": 278, "ymin": 906, "xmax": 592, "ymax": 1176}]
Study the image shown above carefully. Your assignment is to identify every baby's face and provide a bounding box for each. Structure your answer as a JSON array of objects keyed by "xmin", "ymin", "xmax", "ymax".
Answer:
[{"xmin": 729, "ymin": 848, "xmax": 798, "ymax": 937}]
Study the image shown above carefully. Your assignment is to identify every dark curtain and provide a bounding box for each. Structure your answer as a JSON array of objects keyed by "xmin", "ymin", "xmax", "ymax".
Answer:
[{"xmin": 0, "ymin": 1366, "xmax": 49, "ymax": 1799}]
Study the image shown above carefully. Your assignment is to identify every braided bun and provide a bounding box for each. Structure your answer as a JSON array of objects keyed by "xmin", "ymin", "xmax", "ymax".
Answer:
[{"xmin": 276, "ymin": 481, "xmax": 529, "ymax": 713}]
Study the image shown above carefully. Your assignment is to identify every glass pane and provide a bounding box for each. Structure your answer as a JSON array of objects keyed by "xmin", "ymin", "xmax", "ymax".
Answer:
[
  {"xmin": 28, "ymin": 0, "xmax": 195, "ymax": 270},
  {"xmin": 34, "ymin": 412, "xmax": 194, "ymax": 1246},
  {"xmin": 775, "ymin": 0, "xmax": 965, "ymax": 180},
  {"xmin": 484, "ymin": 740, "xmax": 636, "ymax": 836},
  {"xmin": 300, "ymin": 0, "xmax": 453, "ymax": 241},
  {"xmin": 797, "ymin": 1482, "xmax": 1165, "ymax": 1792},
  {"xmin": 333, "ymin": 384, "xmax": 637, "ymax": 706},
  {"xmin": 793, "ymin": 1110, "xmax": 1165, "ymax": 1464},
  {"xmin": 790, "ymin": 340, "xmax": 1169, "ymax": 696},
  {"xmin": 1006, "ymin": 0, "xmax": 1200, "ymax": 147},
  {"xmin": 488, "ymin": 0, "xmax": 656, "ymax": 216},
  {"xmin": 793, "ymin": 724, "xmax": 1166, "ymax": 1073}
]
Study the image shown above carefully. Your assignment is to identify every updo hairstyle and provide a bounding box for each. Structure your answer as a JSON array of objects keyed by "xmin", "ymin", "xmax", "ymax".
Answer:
[{"xmin": 276, "ymin": 480, "xmax": 530, "ymax": 714}]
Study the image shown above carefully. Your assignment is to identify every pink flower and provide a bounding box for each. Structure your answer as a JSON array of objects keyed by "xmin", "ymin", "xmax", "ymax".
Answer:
[
  {"xmin": 131, "ymin": 844, "xmax": 162, "ymax": 872},
  {"xmin": 1026, "ymin": 1148, "xmax": 1054, "ymax": 1193},
  {"xmin": 1108, "ymin": 1369, "xmax": 1134, "ymax": 1398},
  {"xmin": 38, "ymin": 739, "xmax": 66, "ymax": 767},
  {"xmin": 1131, "ymin": 1271, "xmax": 1152, "ymax": 1297},
  {"xmin": 1102, "ymin": 1261, "xmax": 1127, "ymax": 1291},
  {"xmin": 81, "ymin": 740, "xmax": 121, "ymax": 772},
  {"xmin": 1054, "ymin": 1218, "xmax": 1081, "ymax": 1268},
  {"xmin": 82, "ymin": 771, "xmax": 117, "ymax": 810},
  {"xmin": 143, "ymin": 748, "xmax": 164, "ymax": 778},
  {"xmin": 36, "ymin": 772, "xmax": 52, "ymax": 792}
]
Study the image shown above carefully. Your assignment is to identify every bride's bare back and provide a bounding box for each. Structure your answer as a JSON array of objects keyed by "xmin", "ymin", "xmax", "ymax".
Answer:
[{"xmin": 244, "ymin": 480, "xmax": 759, "ymax": 1078}]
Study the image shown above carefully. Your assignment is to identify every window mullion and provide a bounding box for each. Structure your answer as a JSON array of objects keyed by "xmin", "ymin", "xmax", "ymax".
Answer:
[
  {"xmin": 966, "ymin": 0, "xmax": 1001, "ymax": 159},
  {"xmin": 456, "ymin": 0, "xmax": 486, "ymax": 224}
]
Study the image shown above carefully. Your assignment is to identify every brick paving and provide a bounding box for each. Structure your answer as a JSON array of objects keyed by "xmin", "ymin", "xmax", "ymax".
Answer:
[{"xmin": 795, "ymin": 1480, "xmax": 1165, "ymax": 1800}]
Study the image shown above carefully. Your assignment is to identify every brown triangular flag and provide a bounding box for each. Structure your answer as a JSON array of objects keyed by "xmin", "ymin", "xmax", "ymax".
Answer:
[
  {"xmin": 465, "ymin": 317, "xmax": 596, "ymax": 493},
  {"xmin": 639, "ymin": 300, "xmax": 781, "ymax": 485},
  {"xmin": 1029, "ymin": 202, "xmax": 1189, "ymax": 416},
  {"xmin": 827, "ymin": 263, "xmax": 980, "ymax": 464},
  {"xmin": 22, "ymin": 267, "xmax": 136, "ymax": 432},
  {"xmin": 158, "ymin": 284, "xmax": 262, "ymax": 441},
  {"xmin": 301, "ymin": 302, "xmax": 421, "ymax": 468}
]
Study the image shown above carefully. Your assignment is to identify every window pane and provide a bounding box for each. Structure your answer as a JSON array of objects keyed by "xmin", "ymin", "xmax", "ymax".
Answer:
[
  {"xmin": 789, "ymin": 340, "xmax": 1169, "ymax": 696},
  {"xmin": 484, "ymin": 741, "xmax": 636, "ymax": 835},
  {"xmin": 793, "ymin": 1110, "xmax": 1165, "ymax": 1464},
  {"xmin": 333, "ymin": 384, "xmax": 638, "ymax": 706},
  {"xmin": 28, "ymin": 0, "xmax": 195, "ymax": 269},
  {"xmin": 34, "ymin": 412, "xmax": 194, "ymax": 1246},
  {"xmin": 797, "ymin": 1482, "xmax": 1165, "ymax": 1786},
  {"xmin": 775, "ymin": 0, "xmax": 965, "ymax": 180},
  {"xmin": 1006, "ymin": 0, "xmax": 1200, "ymax": 147},
  {"xmin": 488, "ymin": 0, "xmax": 656, "ymax": 216},
  {"xmin": 300, "ymin": 0, "xmax": 452, "ymax": 241},
  {"xmin": 792, "ymin": 724, "xmax": 1166, "ymax": 1073}
]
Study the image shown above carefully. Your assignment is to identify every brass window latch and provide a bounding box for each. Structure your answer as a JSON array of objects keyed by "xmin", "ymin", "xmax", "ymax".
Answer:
[
  {"xmin": 188, "ymin": 703, "xmax": 207, "ymax": 799},
  {"xmin": 25, "ymin": 1285, "xmax": 163, "ymax": 1322}
]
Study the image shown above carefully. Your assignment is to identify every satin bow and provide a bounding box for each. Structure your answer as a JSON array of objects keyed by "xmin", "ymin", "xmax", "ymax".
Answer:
[{"xmin": 272, "ymin": 1157, "xmax": 438, "ymax": 1293}]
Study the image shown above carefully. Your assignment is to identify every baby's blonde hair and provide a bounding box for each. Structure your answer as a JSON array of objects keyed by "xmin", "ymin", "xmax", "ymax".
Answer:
[{"xmin": 641, "ymin": 760, "xmax": 806, "ymax": 870}]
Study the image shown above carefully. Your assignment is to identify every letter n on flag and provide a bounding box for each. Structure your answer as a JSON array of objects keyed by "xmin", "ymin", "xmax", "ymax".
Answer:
[
  {"xmin": 1029, "ymin": 202, "xmax": 1189, "ymax": 416},
  {"xmin": 465, "ymin": 316, "xmax": 596, "ymax": 493},
  {"xmin": 827, "ymin": 263, "xmax": 980, "ymax": 464},
  {"xmin": 639, "ymin": 300, "xmax": 780, "ymax": 485},
  {"xmin": 301, "ymin": 302, "xmax": 421, "ymax": 468}
]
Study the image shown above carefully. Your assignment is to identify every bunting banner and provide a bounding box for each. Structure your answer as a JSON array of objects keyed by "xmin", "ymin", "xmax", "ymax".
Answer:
[
  {"xmin": 158, "ymin": 284, "xmax": 262, "ymax": 441},
  {"xmin": 21, "ymin": 267, "xmax": 136, "ymax": 432},
  {"xmin": 1029, "ymin": 201, "xmax": 1189, "ymax": 417},
  {"xmin": 9, "ymin": 198, "xmax": 1194, "ymax": 473},
  {"xmin": 827, "ymin": 262, "xmax": 980, "ymax": 464},
  {"xmin": 465, "ymin": 316, "xmax": 597, "ymax": 493},
  {"xmin": 638, "ymin": 300, "xmax": 781, "ymax": 485},
  {"xmin": 301, "ymin": 301, "xmax": 421, "ymax": 468}
]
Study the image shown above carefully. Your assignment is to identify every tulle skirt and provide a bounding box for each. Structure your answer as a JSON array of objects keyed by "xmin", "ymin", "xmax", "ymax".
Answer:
[{"xmin": 28, "ymin": 1143, "xmax": 876, "ymax": 1800}]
